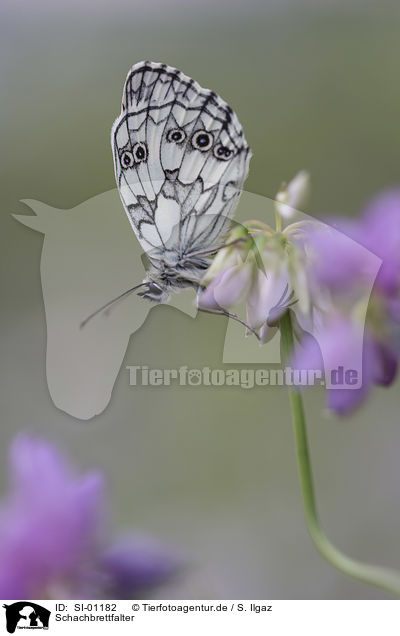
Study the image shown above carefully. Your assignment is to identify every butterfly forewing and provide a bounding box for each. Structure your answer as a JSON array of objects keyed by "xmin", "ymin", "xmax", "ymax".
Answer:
[{"xmin": 112, "ymin": 61, "xmax": 251, "ymax": 290}]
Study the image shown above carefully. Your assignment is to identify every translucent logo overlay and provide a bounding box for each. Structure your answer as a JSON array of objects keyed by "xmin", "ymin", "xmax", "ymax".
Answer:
[{"xmin": 14, "ymin": 189, "xmax": 380, "ymax": 420}]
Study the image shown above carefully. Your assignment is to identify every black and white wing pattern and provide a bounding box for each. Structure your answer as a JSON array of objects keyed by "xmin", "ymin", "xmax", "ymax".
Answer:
[{"xmin": 112, "ymin": 61, "xmax": 251, "ymax": 289}]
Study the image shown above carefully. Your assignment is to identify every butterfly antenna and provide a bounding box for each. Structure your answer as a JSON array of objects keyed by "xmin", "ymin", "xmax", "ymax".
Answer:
[{"xmin": 80, "ymin": 283, "xmax": 148, "ymax": 329}]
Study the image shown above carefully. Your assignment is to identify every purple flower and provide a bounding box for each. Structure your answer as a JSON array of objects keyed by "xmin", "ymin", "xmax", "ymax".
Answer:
[
  {"xmin": 306, "ymin": 190, "xmax": 400, "ymax": 305},
  {"xmin": 304, "ymin": 221, "xmax": 380, "ymax": 296},
  {"xmin": 292, "ymin": 317, "xmax": 397, "ymax": 415},
  {"xmin": 246, "ymin": 266, "xmax": 291, "ymax": 330},
  {"xmin": 198, "ymin": 183, "xmax": 400, "ymax": 415},
  {"xmin": 198, "ymin": 225, "xmax": 256, "ymax": 312},
  {"xmin": 0, "ymin": 435, "xmax": 177, "ymax": 599},
  {"xmin": 101, "ymin": 536, "xmax": 178, "ymax": 599},
  {"xmin": 358, "ymin": 189, "xmax": 400, "ymax": 296},
  {"xmin": 198, "ymin": 262, "xmax": 253, "ymax": 311},
  {"xmin": 295, "ymin": 189, "xmax": 400, "ymax": 414},
  {"xmin": 198, "ymin": 224, "xmax": 312, "ymax": 342}
]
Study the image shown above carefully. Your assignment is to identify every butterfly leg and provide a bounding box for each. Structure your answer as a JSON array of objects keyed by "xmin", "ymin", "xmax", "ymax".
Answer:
[{"xmin": 197, "ymin": 305, "xmax": 261, "ymax": 341}]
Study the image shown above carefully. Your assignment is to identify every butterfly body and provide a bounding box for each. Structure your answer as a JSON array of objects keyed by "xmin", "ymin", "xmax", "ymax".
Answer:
[{"xmin": 112, "ymin": 61, "xmax": 251, "ymax": 302}]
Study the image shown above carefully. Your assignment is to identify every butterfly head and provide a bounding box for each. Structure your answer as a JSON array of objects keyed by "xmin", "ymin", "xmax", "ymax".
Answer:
[{"xmin": 137, "ymin": 279, "xmax": 168, "ymax": 302}]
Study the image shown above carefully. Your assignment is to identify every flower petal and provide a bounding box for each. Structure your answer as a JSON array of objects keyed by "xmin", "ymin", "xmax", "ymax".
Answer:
[
  {"xmin": 360, "ymin": 189, "xmax": 400, "ymax": 295},
  {"xmin": 102, "ymin": 536, "xmax": 179, "ymax": 599},
  {"xmin": 198, "ymin": 265, "xmax": 252, "ymax": 311},
  {"xmin": 0, "ymin": 436, "xmax": 104, "ymax": 599},
  {"xmin": 247, "ymin": 266, "xmax": 291, "ymax": 329},
  {"xmin": 292, "ymin": 318, "xmax": 378, "ymax": 415}
]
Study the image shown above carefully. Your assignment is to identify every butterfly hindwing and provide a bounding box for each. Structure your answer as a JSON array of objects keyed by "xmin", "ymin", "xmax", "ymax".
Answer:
[{"xmin": 112, "ymin": 61, "xmax": 251, "ymax": 271}]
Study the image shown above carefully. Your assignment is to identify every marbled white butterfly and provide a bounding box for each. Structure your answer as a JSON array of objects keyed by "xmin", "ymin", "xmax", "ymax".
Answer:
[{"xmin": 82, "ymin": 61, "xmax": 251, "ymax": 325}]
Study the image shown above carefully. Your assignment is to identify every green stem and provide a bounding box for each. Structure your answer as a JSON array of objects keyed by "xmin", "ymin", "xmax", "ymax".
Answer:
[{"xmin": 280, "ymin": 310, "xmax": 400, "ymax": 597}]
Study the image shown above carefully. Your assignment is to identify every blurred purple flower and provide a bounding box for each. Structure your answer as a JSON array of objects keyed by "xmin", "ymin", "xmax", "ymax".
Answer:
[
  {"xmin": 357, "ymin": 189, "xmax": 400, "ymax": 296},
  {"xmin": 102, "ymin": 536, "xmax": 177, "ymax": 599},
  {"xmin": 292, "ymin": 317, "xmax": 398, "ymax": 415},
  {"xmin": 295, "ymin": 189, "xmax": 400, "ymax": 414},
  {"xmin": 304, "ymin": 221, "xmax": 379, "ymax": 295},
  {"xmin": 0, "ymin": 435, "xmax": 177, "ymax": 600},
  {"xmin": 307, "ymin": 189, "xmax": 400, "ymax": 304}
]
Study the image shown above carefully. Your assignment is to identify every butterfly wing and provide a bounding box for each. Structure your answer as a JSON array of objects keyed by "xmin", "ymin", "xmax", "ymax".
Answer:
[{"xmin": 112, "ymin": 61, "xmax": 251, "ymax": 260}]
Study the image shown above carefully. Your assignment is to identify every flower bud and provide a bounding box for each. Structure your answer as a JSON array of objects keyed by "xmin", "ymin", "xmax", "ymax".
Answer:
[{"xmin": 276, "ymin": 170, "xmax": 310, "ymax": 220}]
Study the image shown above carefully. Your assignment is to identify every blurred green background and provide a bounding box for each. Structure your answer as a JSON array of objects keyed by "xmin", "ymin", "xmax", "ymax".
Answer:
[{"xmin": 2, "ymin": 0, "xmax": 400, "ymax": 599}]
